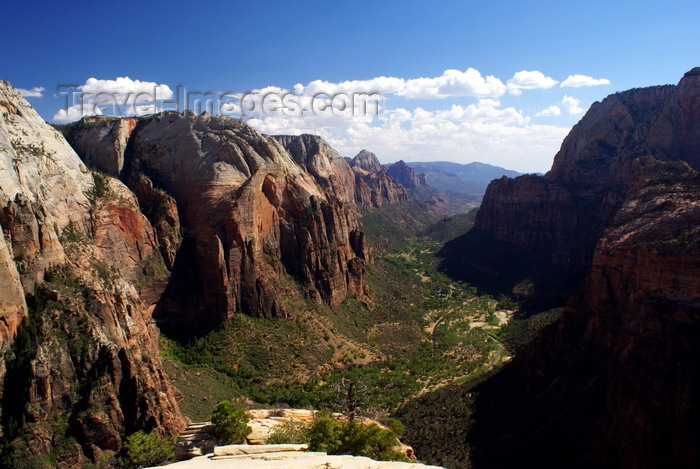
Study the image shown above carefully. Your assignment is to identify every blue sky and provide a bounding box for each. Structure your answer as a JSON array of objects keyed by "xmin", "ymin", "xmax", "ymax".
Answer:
[{"xmin": 3, "ymin": 0, "xmax": 698, "ymax": 172}]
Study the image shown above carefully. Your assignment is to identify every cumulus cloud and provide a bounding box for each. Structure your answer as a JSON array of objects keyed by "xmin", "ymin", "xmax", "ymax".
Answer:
[
  {"xmin": 561, "ymin": 95, "xmax": 585, "ymax": 114},
  {"xmin": 536, "ymin": 105, "xmax": 562, "ymax": 117},
  {"xmin": 18, "ymin": 86, "xmax": 45, "ymax": 98},
  {"xmin": 400, "ymin": 68, "xmax": 507, "ymax": 98},
  {"xmin": 561, "ymin": 74, "xmax": 611, "ymax": 87},
  {"xmin": 249, "ymin": 97, "xmax": 566, "ymax": 173},
  {"xmin": 507, "ymin": 70, "xmax": 558, "ymax": 95},
  {"xmin": 244, "ymin": 68, "xmax": 608, "ymax": 171},
  {"xmin": 52, "ymin": 77, "xmax": 173, "ymax": 123},
  {"xmin": 289, "ymin": 68, "xmax": 507, "ymax": 99}
]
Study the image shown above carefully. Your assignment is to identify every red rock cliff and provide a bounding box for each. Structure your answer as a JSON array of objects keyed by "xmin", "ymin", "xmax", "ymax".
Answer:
[
  {"xmin": 68, "ymin": 115, "xmax": 371, "ymax": 334},
  {"xmin": 0, "ymin": 81, "xmax": 185, "ymax": 466},
  {"xmin": 469, "ymin": 160, "xmax": 700, "ymax": 469},
  {"xmin": 443, "ymin": 68, "xmax": 700, "ymax": 304}
]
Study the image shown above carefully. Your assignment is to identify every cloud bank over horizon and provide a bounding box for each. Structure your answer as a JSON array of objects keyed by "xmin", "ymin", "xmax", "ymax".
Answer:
[{"xmin": 48, "ymin": 69, "xmax": 611, "ymax": 173}]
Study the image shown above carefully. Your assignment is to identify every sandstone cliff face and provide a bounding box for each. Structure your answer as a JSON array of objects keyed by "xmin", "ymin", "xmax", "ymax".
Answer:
[
  {"xmin": 443, "ymin": 69, "xmax": 700, "ymax": 304},
  {"xmin": 469, "ymin": 161, "xmax": 700, "ymax": 469},
  {"xmin": 0, "ymin": 81, "xmax": 185, "ymax": 466},
  {"xmin": 274, "ymin": 138, "xmax": 412, "ymax": 212},
  {"xmin": 348, "ymin": 150, "xmax": 411, "ymax": 211},
  {"xmin": 67, "ymin": 116, "xmax": 370, "ymax": 334},
  {"xmin": 0, "ymin": 80, "xmax": 93, "ymax": 344},
  {"xmin": 274, "ymin": 134, "xmax": 357, "ymax": 206},
  {"xmin": 385, "ymin": 160, "xmax": 427, "ymax": 189},
  {"xmin": 351, "ymin": 149, "xmax": 384, "ymax": 173},
  {"xmin": 451, "ymin": 70, "xmax": 700, "ymax": 468},
  {"xmin": 62, "ymin": 116, "xmax": 138, "ymax": 178},
  {"xmin": 62, "ymin": 116, "xmax": 182, "ymax": 271},
  {"xmin": 567, "ymin": 162, "xmax": 700, "ymax": 468}
]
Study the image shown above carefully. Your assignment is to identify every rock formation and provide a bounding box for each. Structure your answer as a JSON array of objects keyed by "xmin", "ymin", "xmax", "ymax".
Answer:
[
  {"xmin": 468, "ymin": 160, "xmax": 700, "ymax": 468},
  {"xmin": 0, "ymin": 81, "xmax": 185, "ymax": 466},
  {"xmin": 441, "ymin": 69, "xmax": 700, "ymax": 468},
  {"xmin": 348, "ymin": 150, "xmax": 411, "ymax": 210},
  {"xmin": 385, "ymin": 160, "xmax": 427, "ymax": 189},
  {"xmin": 441, "ymin": 67, "xmax": 700, "ymax": 306},
  {"xmin": 66, "ymin": 116, "xmax": 374, "ymax": 335},
  {"xmin": 383, "ymin": 160, "xmax": 470, "ymax": 212},
  {"xmin": 273, "ymin": 138, "xmax": 412, "ymax": 212}
]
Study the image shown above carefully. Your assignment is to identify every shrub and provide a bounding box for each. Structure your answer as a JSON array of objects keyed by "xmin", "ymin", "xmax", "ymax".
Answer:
[
  {"xmin": 210, "ymin": 401, "xmax": 251, "ymax": 444},
  {"xmin": 265, "ymin": 419, "xmax": 310, "ymax": 444},
  {"xmin": 85, "ymin": 171, "xmax": 111, "ymax": 206},
  {"xmin": 120, "ymin": 431, "xmax": 174, "ymax": 469},
  {"xmin": 384, "ymin": 418, "xmax": 404, "ymax": 437},
  {"xmin": 307, "ymin": 412, "xmax": 408, "ymax": 462}
]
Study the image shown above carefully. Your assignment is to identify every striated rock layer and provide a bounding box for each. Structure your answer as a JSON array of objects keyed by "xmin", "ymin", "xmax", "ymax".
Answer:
[
  {"xmin": 0, "ymin": 81, "xmax": 185, "ymax": 466},
  {"xmin": 348, "ymin": 150, "xmax": 412, "ymax": 210},
  {"xmin": 66, "ymin": 117, "xmax": 376, "ymax": 335},
  {"xmin": 442, "ymin": 68, "xmax": 700, "ymax": 306},
  {"xmin": 469, "ymin": 160, "xmax": 700, "ymax": 468}
]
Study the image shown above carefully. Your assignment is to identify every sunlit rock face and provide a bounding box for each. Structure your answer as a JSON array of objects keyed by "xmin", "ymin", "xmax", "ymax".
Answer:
[
  {"xmin": 67, "ymin": 115, "xmax": 372, "ymax": 335},
  {"xmin": 0, "ymin": 80, "xmax": 185, "ymax": 466},
  {"xmin": 443, "ymin": 69, "xmax": 700, "ymax": 306}
]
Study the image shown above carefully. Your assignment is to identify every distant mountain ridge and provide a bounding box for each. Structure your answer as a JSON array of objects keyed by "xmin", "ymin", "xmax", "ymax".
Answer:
[{"xmin": 405, "ymin": 161, "xmax": 521, "ymax": 196}]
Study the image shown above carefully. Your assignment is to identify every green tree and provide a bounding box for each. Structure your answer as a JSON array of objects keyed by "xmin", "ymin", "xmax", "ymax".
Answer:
[
  {"xmin": 120, "ymin": 431, "xmax": 174, "ymax": 469},
  {"xmin": 384, "ymin": 418, "xmax": 405, "ymax": 437},
  {"xmin": 307, "ymin": 412, "xmax": 408, "ymax": 462},
  {"xmin": 210, "ymin": 401, "xmax": 251, "ymax": 444}
]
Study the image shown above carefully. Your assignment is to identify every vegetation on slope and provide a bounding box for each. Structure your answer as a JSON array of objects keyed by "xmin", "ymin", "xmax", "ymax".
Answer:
[{"xmin": 158, "ymin": 203, "xmax": 518, "ymax": 426}]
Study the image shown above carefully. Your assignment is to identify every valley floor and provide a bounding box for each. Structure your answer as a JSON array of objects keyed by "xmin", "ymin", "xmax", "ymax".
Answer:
[{"xmin": 159, "ymin": 204, "xmax": 561, "ymax": 468}]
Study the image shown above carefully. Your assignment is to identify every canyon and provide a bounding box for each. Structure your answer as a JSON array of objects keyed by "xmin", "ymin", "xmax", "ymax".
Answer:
[
  {"xmin": 404, "ymin": 68, "xmax": 700, "ymax": 468},
  {"xmin": 0, "ymin": 81, "xmax": 185, "ymax": 467},
  {"xmin": 0, "ymin": 67, "xmax": 698, "ymax": 469}
]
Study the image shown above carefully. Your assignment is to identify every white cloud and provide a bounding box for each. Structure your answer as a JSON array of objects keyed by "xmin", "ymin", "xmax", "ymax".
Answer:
[
  {"xmin": 49, "ymin": 68, "xmax": 599, "ymax": 172},
  {"xmin": 52, "ymin": 77, "xmax": 173, "ymax": 123},
  {"xmin": 18, "ymin": 86, "xmax": 45, "ymax": 98},
  {"xmin": 290, "ymin": 68, "xmax": 507, "ymax": 100},
  {"xmin": 244, "ymin": 69, "xmax": 608, "ymax": 172},
  {"xmin": 561, "ymin": 95, "xmax": 585, "ymax": 114},
  {"xmin": 536, "ymin": 105, "xmax": 562, "ymax": 117},
  {"xmin": 507, "ymin": 70, "xmax": 558, "ymax": 95},
  {"xmin": 400, "ymin": 68, "xmax": 507, "ymax": 98},
  {"xmin": 249, "ymin": 97, "xmax": 567, "ymax": 173},
  {"xmin": 561, "ymin": 74, "xmax": 611, "ymax": 87}
]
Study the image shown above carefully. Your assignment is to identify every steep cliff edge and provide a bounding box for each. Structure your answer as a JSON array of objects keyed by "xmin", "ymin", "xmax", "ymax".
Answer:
[
  {"xmin": 66, "ymin": 116, "xmax": 370, "ymax": 335},
  {"xmin": 442, "ymin": 68, "xmax": 700, "ymax": 305},
  {"xmin": 385, "ymin": 160, "xmax": 427, "ymax": 189},
  {"xmin": 348, "ymin": 150, "xmax": 412, "ymax": 210},
  {"xmin": 0, "ymin": 81, "xmax": 185, "ymax": 466},
  {"xmin": 468, "ymin": 160, "xmax": 700, "ymax": 468}
]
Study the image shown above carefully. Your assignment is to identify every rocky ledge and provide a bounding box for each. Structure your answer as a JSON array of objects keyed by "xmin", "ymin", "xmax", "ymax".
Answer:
[
  {"xmin": 176, "ymin": 409, "xmax": 415, "ymax": 461},
  {"xmin": 155, "ymin": 444, "xmax": 443, "ymax": 469}
]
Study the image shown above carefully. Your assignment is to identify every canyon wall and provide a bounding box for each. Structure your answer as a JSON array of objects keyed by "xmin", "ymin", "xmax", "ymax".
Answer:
[
  {"xmin": 469, "ymin": 160, "xmax": 700, "ymax": 468},
  {"xmin": 452, "ymin": 69, "xmax": 700, "ymax": 468},
  {"xmin": 442, "ymin": 68, "xmax": 700, "ymax": 305},
  {"xmin": 66, "ymin": 116, "xmax": 383, "ymax": 335},
  {"xmin": 0, "ymin": 81, "xmax": 185, "ymax": 466}
]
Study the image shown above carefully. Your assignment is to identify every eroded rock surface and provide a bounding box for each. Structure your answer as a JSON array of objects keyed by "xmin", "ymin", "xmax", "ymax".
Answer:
[
  {"xmin": 67, "ymin": 116, "xmax": 378, "ymax": 334},
  {"xmin": 456, "ymin": 70, "xmax": 700, "ymax": 469},
  {"xmin": 0, "ymin": 81, "xmax": 185, "ymax": 466},
  {"xmin": 442, "ymin": 68, "xmax": 700, "ymax": 305}
]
